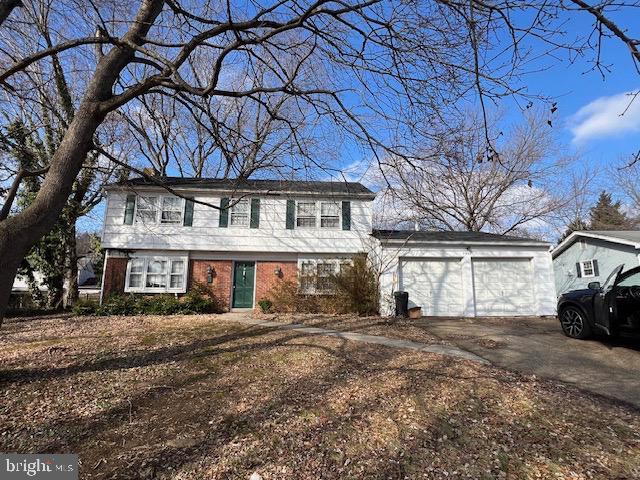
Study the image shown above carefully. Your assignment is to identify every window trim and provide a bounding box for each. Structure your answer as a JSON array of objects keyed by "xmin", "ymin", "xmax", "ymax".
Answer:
[
  {"xmin": 125, "ymin": 255, "xmax": 188, "ymax": 293},
  {"xmin": 294, "ymin": 200, "xmax": 342, "ymax": 230},
  {"xmin": 133, "ymin": 195, "xmax": 186, "ymax": 226},
  {"xmin": 580, "ymin": 259, "xmax": 596, "ymax": 278},
  {"xmin": 297, "ymin": 258, "xmax": 352, "ymax": 294},
  {"xmin": 296, "ymin": 201, "xmax": 318, "ymax": 229},
  {"xmin": 229, "ymin": 198, "xmax": 250, "ymax": 228}
]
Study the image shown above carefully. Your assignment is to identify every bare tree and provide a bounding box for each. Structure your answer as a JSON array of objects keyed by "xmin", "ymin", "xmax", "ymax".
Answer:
[
  {"xmin": 375, "ymin": 113, "xmax": 576, "ymax": 236},
  {"xmin": 0, "ymin": 0, "xmax": 640, "ymax": 323},
  {"xmin": 611, "ymin": 157, "xmax": 640, "ymax": 220}
]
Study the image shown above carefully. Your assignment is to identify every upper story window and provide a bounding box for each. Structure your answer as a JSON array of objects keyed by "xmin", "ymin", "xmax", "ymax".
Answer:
[
  {"xmin": 295, "ymin": 200, "xmax": 341, "ymax": 229},
  {"xmin": 296, "ymin": 201, "xmax": 317, "ymax": 228},
  {"xmin": 136, "ymin": 196, "xmax": 159, "ymax": 224},
  {"xmin": 320, "ymin": 202, "xmax": 340, "ymax": 228},
  {"xmin": 134, "ymin": 195, "xmax": 185, "ymax": 225},
  {"xmin": 125, "ymin": 256, "xmax": 187, "ymax": 293},
  {"xmin": 161, "ymin": 197, "xmax": 184, "ymax": 224},
  {"xmin": 230, "ymin": 199, "xmax": 250, "ymax": 227}
]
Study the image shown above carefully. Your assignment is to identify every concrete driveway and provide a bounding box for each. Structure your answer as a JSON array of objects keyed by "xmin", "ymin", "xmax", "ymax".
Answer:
[{"xmin": 418, "ymin": 316, "xmax": 640, "ymax": 408}]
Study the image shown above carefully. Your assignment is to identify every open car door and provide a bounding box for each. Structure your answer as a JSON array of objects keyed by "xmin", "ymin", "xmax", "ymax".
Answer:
[{"xmin": 593, "ymin": 264, "xmax": 625, "ymax": 335}]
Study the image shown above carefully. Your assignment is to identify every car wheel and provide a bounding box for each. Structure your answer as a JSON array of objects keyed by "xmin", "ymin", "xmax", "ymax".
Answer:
[{"xmin": 559, "ymin": 306, "xmax": 592, "ymax": 339}]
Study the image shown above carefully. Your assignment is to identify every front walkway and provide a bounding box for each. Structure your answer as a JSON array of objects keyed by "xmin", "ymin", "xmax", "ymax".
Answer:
[{"xmin": 220, "ymin": 313, "xmax": 489, "ymax": 364}]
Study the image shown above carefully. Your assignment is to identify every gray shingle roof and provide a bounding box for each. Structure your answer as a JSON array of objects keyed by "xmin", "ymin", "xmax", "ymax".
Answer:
[
  {"xmin": 108, "ymin": 177, "xmax": 375, "ymax": 198},
  {"xmin": 373, "ymin": 229, "xmax": 549, "ymax": 245},
  {"xmin": 586, "ymin": 230, "xmax": 640, "ymax": 243}
]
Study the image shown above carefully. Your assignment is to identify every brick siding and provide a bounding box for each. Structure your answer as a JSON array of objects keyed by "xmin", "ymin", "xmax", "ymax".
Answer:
[
  {"xmin": 255, "ymin": 261, "xmax": 298, "ymax": 304},
  {"xmin": 189, "ymin": 260, "xmax": 233, "ymax": 311}
]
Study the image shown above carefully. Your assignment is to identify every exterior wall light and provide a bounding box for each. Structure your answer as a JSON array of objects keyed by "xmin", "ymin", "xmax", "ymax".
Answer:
[
  {"xmin": 274, "ymin": 266, "xmax": 282, "ymax": 277},
  {"xmin": 207, "ymin": 265, "xmax": 215, "ymax": 284}
]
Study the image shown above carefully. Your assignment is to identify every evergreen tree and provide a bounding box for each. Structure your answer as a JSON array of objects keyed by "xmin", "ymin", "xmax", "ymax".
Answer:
[{"xmin": 589, "ymin": 191, "xmax": 634, "ymax": 230}]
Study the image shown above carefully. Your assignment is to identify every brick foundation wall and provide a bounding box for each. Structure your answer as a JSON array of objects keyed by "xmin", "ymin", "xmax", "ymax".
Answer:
[
  {"xmin": 189, "ymin": 260, "xmax": 233, "ymax": 311},
  {"xmin": 102, "ymin": 257, "xmax": 128, "ymax": 300},
  {"xmin": 255, "ymin": 261, "xmax": 298, "ymax": 304}
]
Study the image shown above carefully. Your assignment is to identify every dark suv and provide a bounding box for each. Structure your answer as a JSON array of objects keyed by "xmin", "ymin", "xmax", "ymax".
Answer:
[{"xmin": 557, "ymin": 264, "xmax": 640, "ymax": 339}]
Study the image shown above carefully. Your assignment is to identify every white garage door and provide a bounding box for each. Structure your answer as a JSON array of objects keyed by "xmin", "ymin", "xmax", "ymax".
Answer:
[
  {"xmin": 472, "ymin": 258, "xmax": 534, "ymax": 316},
  {"xmin": 400, "ymin": 258, "xmax": 464, "ymax": 316}
]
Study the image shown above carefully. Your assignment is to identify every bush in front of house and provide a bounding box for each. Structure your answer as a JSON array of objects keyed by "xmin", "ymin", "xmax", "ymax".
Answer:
[
  {"xmin": 72, "ymin": 285, "xmax": 220, "ymax": 316},
  {"xmin": 257, "ymin": 298, "xmax": 273, "ymax": 313},
  {"xmin": 266, "ymin": 255, "xmax": 379, "ymax": 316}
]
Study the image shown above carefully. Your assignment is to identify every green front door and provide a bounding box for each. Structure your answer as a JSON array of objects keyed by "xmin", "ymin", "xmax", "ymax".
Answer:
[{"xmin": 232, "ymin": 261, "xmax": 255, "ymax": 308}]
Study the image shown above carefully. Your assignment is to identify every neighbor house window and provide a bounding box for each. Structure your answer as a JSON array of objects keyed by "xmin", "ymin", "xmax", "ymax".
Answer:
[
  {"xmin": 296, "ymin": 202, "xmax": 317, "ymax": 228},
  {"xmin": 136, "ymin": 196, "xmax": 158, "ymax": 224},
  {"xmin": 161, "ymin": 197, "xmax": 184, "ymax": 224},
  {"xmin": 320, "ymin": 202, "xmax": 340, "ymax": 228},
  {"xmin": 125, "ymin": 256, "xmax": 187, "ymax": 293},
  {"xmin": 580, "ymin": 260, "xmax": 596, "ymax": 277},
  {"xmin": 230, "ymin": 199, "xmax": 250, "ymax": 227}
]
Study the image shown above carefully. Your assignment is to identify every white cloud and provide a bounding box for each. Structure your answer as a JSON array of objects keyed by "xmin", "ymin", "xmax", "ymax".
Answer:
[{"xmin": 569, "ymin": 90, "xmax": 640, "ymax": 143}]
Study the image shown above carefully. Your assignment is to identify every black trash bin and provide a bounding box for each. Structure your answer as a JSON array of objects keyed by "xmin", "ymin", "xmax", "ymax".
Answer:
[{"xmin": 394, "ymin": 291, "xmax": 409, "ymax": 317}]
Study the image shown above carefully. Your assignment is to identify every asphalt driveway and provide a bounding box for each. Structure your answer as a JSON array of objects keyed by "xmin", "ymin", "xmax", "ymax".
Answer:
[{"xmin": 418, "ymin": 316, "xmax": 640, "ymax": 408}]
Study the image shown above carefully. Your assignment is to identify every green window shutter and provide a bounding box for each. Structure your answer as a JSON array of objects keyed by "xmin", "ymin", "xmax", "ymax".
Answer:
[
  {"xmin": 250, "ymin": 198, "xmax": 260, "ymax": 229},
  {"xmin": 183, "ymin": 197, "xmax": 194, "ymax": 226},
  {"xmin": 342, "ymin": 201, "xmax": 351, "ymax": 231},
  {"xmin": 593, "ymin": 260, "xmax": 599, "ymax": 276},
  {"xmin": 219, "ymin": 197, "xmax": 229, "ymax": 227},
  {"xmin": 576, "ymin": 263, "xmax": 582, "ymax": 278},
  {"xmin": 286, "ymin": 199, "xmax": 295, "ymax": 230},
  {"xmin": 124, "ymin": 194, "xmax": 136, "ymax": 225}
]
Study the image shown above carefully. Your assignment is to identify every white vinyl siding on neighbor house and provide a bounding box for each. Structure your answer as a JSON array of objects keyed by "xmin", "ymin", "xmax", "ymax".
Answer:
[
  {"xmin": 125, "ymin": 255, "xmax": 188, "ymax": 293},
  {"xmin": 103, "ymin": 191, "xmax": 371, "ymax": 254}
]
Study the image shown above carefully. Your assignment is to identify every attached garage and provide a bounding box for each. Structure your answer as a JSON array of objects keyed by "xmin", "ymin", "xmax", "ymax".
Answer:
[
  {"xmin": 376, "ymin": 230, "xmax": 557, "ymax": 317},
  {"xmin": 472, "ymin": 258, "xmax": 535, "ymax": 316},
  {"xmin": 400, "ymin": 258, "xmax": 464, "ymax": 316}
]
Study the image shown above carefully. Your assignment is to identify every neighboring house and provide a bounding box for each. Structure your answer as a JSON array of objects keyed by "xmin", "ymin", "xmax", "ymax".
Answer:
[
  {"xmin": 375, "ymin": 230, "xmax": 556, "ymax": 317},
  {"xmin": 552, "ymin": 230, "xmax": 640, "ymax": 294},
  {"xmin": 100, "ymin": 177, "xmax": 557, "ymax": 316}
]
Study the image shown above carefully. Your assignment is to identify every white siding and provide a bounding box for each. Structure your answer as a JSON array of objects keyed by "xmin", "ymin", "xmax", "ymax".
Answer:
[
  {"xmin": 379, "ymin": 243, "xmax": 556, "ymax": 317},
  {"xmin": 102, "ymin": 190, "xmax": 373, "ymax": 254}
]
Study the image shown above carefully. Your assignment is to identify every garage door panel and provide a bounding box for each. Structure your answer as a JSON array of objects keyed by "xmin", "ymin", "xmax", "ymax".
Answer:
[
  {"xmin": 400, "ymin": 259, "xmax": 463, "ymax": 316},
  {"xmin": 473, "ymin": 258, "xmax": 534, "ymax": 316}
]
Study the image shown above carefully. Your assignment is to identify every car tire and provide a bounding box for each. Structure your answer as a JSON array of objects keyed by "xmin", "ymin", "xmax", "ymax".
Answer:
[{"xmin": 559, "ymin": 306, "xmax": 592, "ymax": 339}]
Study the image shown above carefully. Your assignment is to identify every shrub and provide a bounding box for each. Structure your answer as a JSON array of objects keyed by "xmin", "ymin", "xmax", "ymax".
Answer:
[
  {"xmin": 257, "ymin": 298, "xmax": 273, "ymax": 313},
  {"xmin": 74, "ymin": 284, "xmax": 221, "ymax": 317},
  {"xmin": 72, "ymin": 299, "xmax": 100, "ymax": 316},
  {"xmin": 330, "ymin": 254, "xmax": 379, "ymax": 315}
]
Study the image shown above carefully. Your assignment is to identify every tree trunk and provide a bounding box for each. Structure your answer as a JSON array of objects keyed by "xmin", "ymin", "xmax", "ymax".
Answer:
[
  {"xmin": 0, "ymin": 103, "xmax": 104, "ymax": 325},
  {"xmin": 64, "ymin": 223, "xmax": 79, "ymax": 308}
]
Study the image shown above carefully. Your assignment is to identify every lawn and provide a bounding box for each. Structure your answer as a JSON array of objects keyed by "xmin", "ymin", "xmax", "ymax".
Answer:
[{"xmin": 1, "ymin": 314, "xmax": 639, "ymax": 479}]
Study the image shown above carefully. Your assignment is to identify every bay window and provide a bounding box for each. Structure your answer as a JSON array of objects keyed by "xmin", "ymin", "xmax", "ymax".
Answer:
[{"xmin": 125, "ymin": 256, "xmax": 188, "ymax": 293}]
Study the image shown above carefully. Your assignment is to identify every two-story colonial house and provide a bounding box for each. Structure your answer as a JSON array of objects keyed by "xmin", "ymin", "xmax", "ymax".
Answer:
[
  {"xmin": 101, "ymin": 177, "xmax": 558, "ymax": 316},
  {"xmin": 100, "ymin": 178, "xmax": 374, "ymax": 310}
]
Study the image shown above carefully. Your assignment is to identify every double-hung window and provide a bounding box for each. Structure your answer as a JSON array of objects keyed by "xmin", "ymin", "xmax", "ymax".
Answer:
[
  {"xmin": 296, "ymin": 201, "xmax": 317, "ymax": 228},
  {"xmin": 580, "ymin": 260, "xmax": 596, "ymax": 277},
  {"xmin": 320, "ymin": 202, "xmax": 340, "ymax": 228},
  {"xmin": 230, "ymin": 199, "xmax": 250, "ymax": 227},
  {"xmin": 161, "ymin": 197, "xmax": 184, "ymax": 224},
  {"xmin": 316, "ymin": 262, "xmax": 336, "ymax": 292},
  {"xmin": 125, "ymin": 256, "xmax": 187, "ymax": 293},
  {"xmin": 136, "ymin": 196, "xmax": 158, "ymax": 224}
]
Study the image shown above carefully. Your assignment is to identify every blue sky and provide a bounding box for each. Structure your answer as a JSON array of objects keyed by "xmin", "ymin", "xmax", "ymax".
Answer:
[{"xmin": 79, "ymin": 7, "xmax": 640, "ymax": 233}]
